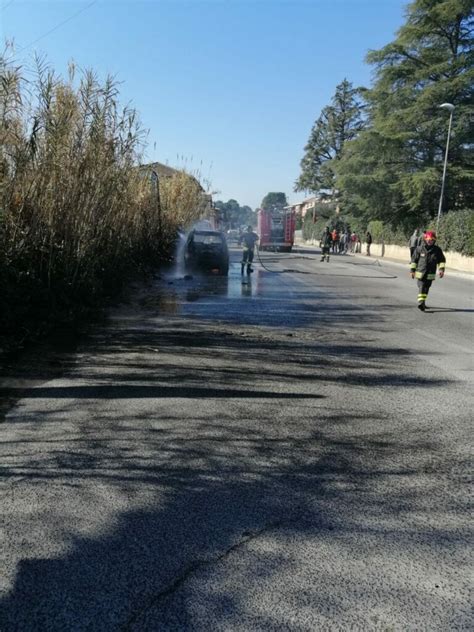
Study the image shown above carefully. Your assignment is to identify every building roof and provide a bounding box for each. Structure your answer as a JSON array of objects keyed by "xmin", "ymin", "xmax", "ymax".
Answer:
[
  {"xmin": 288, "ymin": 195, "xmax": 319, "ymax": 207},
  {"xmin": 138, "ymin": 161, "xmax": 181, "ymax": 179},
  {"xmin": 138, "ymin": 161, "xmax": 205, "ymax": 192}
]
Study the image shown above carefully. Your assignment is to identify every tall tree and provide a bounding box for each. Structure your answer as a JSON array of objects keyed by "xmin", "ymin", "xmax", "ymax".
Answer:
[
  {"xmin": 214, "ymin": 199, "xmax": 255, "ymax": 227},
  {"xmin": 261, "ymin": 192, "xmax": 288, "ymax": 209},
  {"xmin": 336, "ymin": 0, "xmax": 474, "ymax": 227},
  {"xmin": 295, "ymin": 79, "xmax": 365, "ymax": 194}
]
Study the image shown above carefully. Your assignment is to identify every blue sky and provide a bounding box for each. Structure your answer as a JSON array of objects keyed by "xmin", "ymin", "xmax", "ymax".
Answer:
[{"xmin": 1, "ymin": 0, "xmax": 407, "ymax": 209}]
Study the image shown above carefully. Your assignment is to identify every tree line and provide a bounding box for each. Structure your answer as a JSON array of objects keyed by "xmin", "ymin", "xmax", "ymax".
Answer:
[
  {"xmin": 214, "ymin": 199, "xmax": 255, "ymax": 228},
  {"xmin": 296, "ymin": 0, "xmax": 473, "ymax": 254}
]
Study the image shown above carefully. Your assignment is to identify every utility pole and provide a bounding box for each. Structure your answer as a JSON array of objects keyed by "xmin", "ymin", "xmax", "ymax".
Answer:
[{"xmin": 436, "ymin": 103, "xmax": 455, "ymax": 229}]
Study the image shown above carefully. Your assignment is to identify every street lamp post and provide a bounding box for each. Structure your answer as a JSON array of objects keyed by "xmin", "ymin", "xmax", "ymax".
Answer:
[{"xmin": 436, "ymin": 103, "xmax": 455, "ymax": 228}]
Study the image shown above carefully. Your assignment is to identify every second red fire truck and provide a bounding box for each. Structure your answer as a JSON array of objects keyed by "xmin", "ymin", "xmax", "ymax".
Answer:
[{"xmin": 257, "ymin": 207, "xmax": 296, "ymax": 252}]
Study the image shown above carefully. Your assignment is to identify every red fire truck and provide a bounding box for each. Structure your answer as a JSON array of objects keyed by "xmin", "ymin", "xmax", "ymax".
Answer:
[{"xmin": 257, "ymin": 207, "xmax": 296, "ymax": 252}]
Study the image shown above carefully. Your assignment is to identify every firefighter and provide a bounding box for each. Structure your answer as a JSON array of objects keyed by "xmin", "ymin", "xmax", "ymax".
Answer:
[
  {"xmin": 239, "ymin": 225, "xmax": 259, "ymax": 275},
  {"xmin": 410, "ymin": 230, "xmax": 446, "ymax": 311},
  {"xmin": 320, "ymin": 227, "xmax": 333, "ymax": 262},
  {"xmin": 331, "ymin": 228, "xmax": 339, "ymax": 253}
]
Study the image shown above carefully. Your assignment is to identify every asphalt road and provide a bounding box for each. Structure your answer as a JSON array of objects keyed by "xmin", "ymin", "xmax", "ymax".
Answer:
[{"xmin": 1, "ymin": 246, "xmax": 473, "ymax": 631}]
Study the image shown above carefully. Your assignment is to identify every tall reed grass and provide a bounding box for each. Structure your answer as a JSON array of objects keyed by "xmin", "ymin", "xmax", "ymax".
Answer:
[{"xmin": 0, "ymin": 49, "xmax": 207, "ymax": 344}]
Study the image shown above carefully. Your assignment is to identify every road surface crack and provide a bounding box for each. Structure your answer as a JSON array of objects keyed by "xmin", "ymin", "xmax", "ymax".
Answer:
[{"xmin": 121, "ymin": 519, "xmax": 284, "ymax": 630}]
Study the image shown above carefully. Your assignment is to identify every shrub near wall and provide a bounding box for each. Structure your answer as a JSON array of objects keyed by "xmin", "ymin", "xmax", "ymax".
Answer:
[
  {"xmin": 367, "ymin": 220, "xmax": 384, "ymax": 243},
  {"xmin": 302, "ymin": 212, "xmax": 326, "ymax": 241},
  {"xmin": 432, "ymin": 210, "xmax": 474, "ymax": 257},
  {"xmin": 366, "ymin": 221, "xmax": 409, "ymax": 248},
  {"xmin": 367, "ymin": 211, "xmax": 474, "ymax": 256},
  {"xmin": 304, "ymin": 208, "xmax": 473, "ymax": 257}
]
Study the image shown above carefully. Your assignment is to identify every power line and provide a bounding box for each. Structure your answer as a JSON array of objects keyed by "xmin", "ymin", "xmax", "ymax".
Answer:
[
  {"xmin": 18, "ymin": 0, "xmax": 98, "ymax": 52},
  {"xmin": 1, "ymin": 1, "xmax": 16, "ymax": 10}
]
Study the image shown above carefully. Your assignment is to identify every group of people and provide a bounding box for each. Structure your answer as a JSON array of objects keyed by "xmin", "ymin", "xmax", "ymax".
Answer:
[
  {"xmin": 319, "ymin": 228, "xmax": 373, "ymax": 261},
  {"xmin": 237, "ymin": 224, "xmax": 446, "ymax": 312},
  {"xmin": 321, "ymin": 226, "xmax": 446, "ymax": 310}
]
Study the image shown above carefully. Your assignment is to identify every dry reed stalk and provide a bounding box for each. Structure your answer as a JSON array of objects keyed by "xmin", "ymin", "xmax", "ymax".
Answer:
[{"xmin": 0, "ymin": 49, "xmax": 209, "ymax": 340}]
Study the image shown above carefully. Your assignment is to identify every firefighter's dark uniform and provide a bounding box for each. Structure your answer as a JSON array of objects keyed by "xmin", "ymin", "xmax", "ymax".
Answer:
[
  {"xmin": 320, "ymin": 230, "xmax": 333, "ymax": 262},
  {"xmin": 239, "ymin": 231, "xmax": 259, "ymax": 274},
  {"xmin": 410, "ymin": 243, "xmax": 446, "ymax": 309}
]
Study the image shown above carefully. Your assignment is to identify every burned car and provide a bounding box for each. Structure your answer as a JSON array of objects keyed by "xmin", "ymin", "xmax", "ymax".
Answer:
[{"xmin": 184, "ymin": 229, "xmax": 229, "ymax": 275}]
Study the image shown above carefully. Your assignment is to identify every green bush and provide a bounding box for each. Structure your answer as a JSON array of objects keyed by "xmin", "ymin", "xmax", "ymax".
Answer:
[
  {"xmin": 367, "ymin": 220, "xmax": 384, "ymax": 243},
  {"xmin": 302, "ymin": 210, "xmax": 318, "ymax": 241},
  {"xmin": 362, "ymin": 210, "xmax": 473, "ymax": 254},
  {"xmin": 303, "ymin": 208, "xmax": 473, "ymax": 256},
  {"xmin": 429, "ymin": 209, "xmax": 474, "ymax": 257}
]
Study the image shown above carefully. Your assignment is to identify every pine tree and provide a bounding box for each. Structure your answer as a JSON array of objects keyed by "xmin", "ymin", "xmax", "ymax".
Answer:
[
  {"xmin": 295, "ymin": 79, "xmax": 365, "ymax": 194},
  {"xmin": 336, "ymin": 0, "xmax": 474, "ymax": 227}
]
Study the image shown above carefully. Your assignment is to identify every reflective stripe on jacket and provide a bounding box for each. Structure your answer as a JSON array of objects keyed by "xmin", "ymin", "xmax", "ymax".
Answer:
[{"xmin": 410, "ymin": 244, "xmax": 446, "ymax": 280}]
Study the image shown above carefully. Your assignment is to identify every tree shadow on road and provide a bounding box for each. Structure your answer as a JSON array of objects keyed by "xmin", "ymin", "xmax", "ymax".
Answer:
[
  {"xmin": 425, "ymin": 307, "xmax": 474, "ymax": 313},
  {"xmin": 1, "ymin": 409, "xmax": 470, "ymax": 631},
  {"xmin": 0, "ymin": 314, "xmax": 470, "ymax": 630}
]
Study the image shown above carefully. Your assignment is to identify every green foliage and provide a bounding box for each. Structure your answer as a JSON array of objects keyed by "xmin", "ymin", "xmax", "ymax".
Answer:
[
  {"xmin": 336, "ymin": 214, "xmax": 365, "ymax": 237},
  {"xmin": 302, "ymin": 213, "xmax": 328, "ymax": 242},
  {"xmin": 430, "ymin": 209, "xmax": 474, "ymax": 256},
  {"xmin": 261, "ymin": 192, "xmax": 287, "ymax": 210},
  {"xmin": 302, "ymin": 210, "xmax": 317, "ymax": 241},
  {"xmin": 214, "ymin": 199, "xmax": 255, "ymax": 228},
  {"xmin": 364, "ymin": 221, "xmax": 409, "ymax": 247},
  {"xmin": 295, "ymin": 79, "xmax": 365, "ymax": 193},
  {"xmin": 335, "ymin": 0, "xmax": 474, "ymax": 228},
  {"xmin": 301, "ymin": 201, "xmax": 335, "ymax": 239},
  {"xmin": 367, "ymin": 220, "xmax": 385, "ymax": 243},
  {"xmin": 372, "ymin": 209, "xmax": 474, "ymax": 254}
]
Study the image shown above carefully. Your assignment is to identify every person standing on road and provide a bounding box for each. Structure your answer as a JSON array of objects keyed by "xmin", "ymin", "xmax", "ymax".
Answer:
[
  {"xmin": 239, "ymin": 225, "xmax": 259, "ymax": 275},
  {"xmin": 410, "ymin": 230, "xmax": 446, "ymax": 311},
  {"xmin": 366, "ymin": 231, "xmax": 372, "ymax": 256},
  {"xmin": 350, "ymin": 232, "xmax": 357, "ymax": 253},
  {"xmin": 339, "ymin": 233, "xmax": 345, "ymax": 254},
  {"xmin": 320, "ymin": 227, "xmax": 333, "ymax": 262},
  {"xmin": 409, "ymin": 229, "xmax": 421, "ymax": 260},
  {"xmin": 342, "ymin": 230, "xmax": 350, "ymax": 254},
  {"xmin": 331, "ymin": 228, "xmax": 339, "ymax": 254}
]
